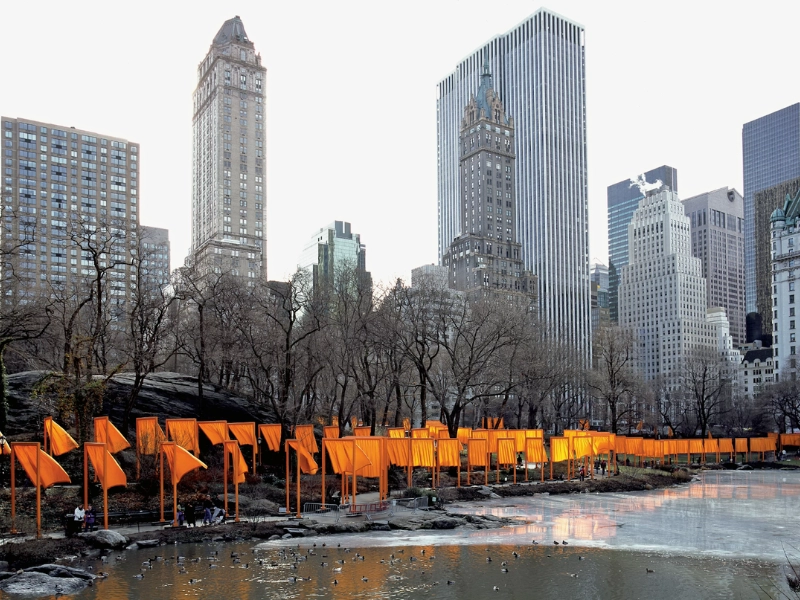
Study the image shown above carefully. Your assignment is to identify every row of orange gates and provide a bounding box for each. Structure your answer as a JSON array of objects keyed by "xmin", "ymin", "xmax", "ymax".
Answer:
[{"xmin": 2, "ymin": 415, "xmax": 797, "ymax": 536}]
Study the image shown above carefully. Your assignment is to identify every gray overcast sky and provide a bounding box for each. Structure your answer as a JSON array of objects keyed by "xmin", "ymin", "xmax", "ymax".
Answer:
[{"xmin": 2, "ymin": 1, "xmax": 798, "ymax": 285}]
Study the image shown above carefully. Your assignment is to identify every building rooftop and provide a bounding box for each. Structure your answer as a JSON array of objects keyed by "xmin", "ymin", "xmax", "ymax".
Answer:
[
  {"xmin": 742, "ymin": 348, "xmax": 773, "ymax": 363},
  {"xmin": 213, "ymin": 16, "xmax": 251, "ymax": 46}
]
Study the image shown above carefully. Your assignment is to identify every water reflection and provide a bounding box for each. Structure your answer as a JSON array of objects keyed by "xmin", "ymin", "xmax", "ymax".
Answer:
[{"xmin": 59, "ymin": 471, "xmax": 797, "ymax": 599}]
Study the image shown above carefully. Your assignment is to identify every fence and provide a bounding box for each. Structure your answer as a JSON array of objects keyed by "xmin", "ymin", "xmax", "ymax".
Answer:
[{"xmin": 301, "ymin": 503, "xmax": 341, "ymax": 522}]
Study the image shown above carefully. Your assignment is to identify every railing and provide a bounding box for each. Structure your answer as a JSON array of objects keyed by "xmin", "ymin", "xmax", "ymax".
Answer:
[{"xmin": 301, "ymin": 503, "xmax": 341, "ymax": 522}]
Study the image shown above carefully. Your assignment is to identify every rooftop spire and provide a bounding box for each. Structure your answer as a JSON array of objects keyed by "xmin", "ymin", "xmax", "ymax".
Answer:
[
  {"xmin": 475, "ymin": 57, "xmax": 495, "ymax": 120},
  {"xmin": 213, "ymin": 16, "xmax": 251, "ymax": 46}
]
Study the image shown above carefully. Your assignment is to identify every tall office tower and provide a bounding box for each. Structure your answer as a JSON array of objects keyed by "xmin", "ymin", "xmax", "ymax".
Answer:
[
  {"xmin": 619, "ymin": 188, "xmax": 714, "ymax": 420},
  {"xmin": 140, "ymin": 225, "xmax": 171, "ymax": 290},
  {"xmin": 191, "ymin": 16, "xmax": 267, "ymax": 282},
  {"xmin": 753, "ymin": 176, "xmax": 800, "ymax": 335},
  {"xmin": 437, "ymin": 9, "xmax": 588, "ymax": 360},
  {"xmin": 743, "ymin": 103, "xmax": 800, "ymax": 315},
  {"xmin": 770, "ymin": 188, "xmax": 800, "ymax": 382},
  {"xmin": 1, "ymin": 117, "xmax": 139, "ymax": 308},
  {"xmin": 590, "ymin": 263, "xmax": 609, "ymax": 336},
  {"xmin": 298, "ymin": 221, "xmax": 370, "ymax": 293},
  {"xmin": 682, "ymin": 187, "xmax": 746, "ymax": 347},
  {"xmin": 441, "ymin": 63, "xmax": 536, "ymax": 307},
  {"xmin": 411, "ymin": 264, "xmax": 449, "ymax": 290},
  {"xmin": 607, "ymin": 166, "xmax": 678, "ymax": 323}
]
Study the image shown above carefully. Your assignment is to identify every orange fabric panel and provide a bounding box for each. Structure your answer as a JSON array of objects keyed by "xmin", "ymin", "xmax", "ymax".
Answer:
[
  {"xmin": 386, "ymin": 438, "xmax": 411, "ymax": 466},
  {"xmin": 198, "ymin": 421, "xmax": 229, "ymax": 445},
  {"xmin": 525, "ymin": 429, "xmax": 544, "ymax": 439},
  {"xmin": 780, "ymin": 433, "xmax": 800, "ymax": 446},
  {"xmin": 14, "ymin": 443, "xmax": 71, "ymax": 488},
  {"xmin": 525, "ymin": 438, "xmax": 547, "ymax": 463},
  {"xmin": 627, "ymin": 437, "xmax": 643, "ymax": 457},
  {"xmin": 751, "ymin": 437, "xmax": 776, "ymax": 453},
  {"xmin": 467, "ymin": 439, "xmax": 488, "ymax": 467},
  {"xmin": 735, "ymin": 438, "xmax": 748, "ymax": 453},
  {"xmin": 510, "ymin": 430, "xmax": 527, "ymax": 453},
  {"xmin": 326, "ymin": 438, "xmax": 371, "ymax": 474},
  {"xmin": 487, "ymin": 430, "xmax": 504, "ymax": 454},
  {"xmin": 86, "ymin": 443, "xmax": 127, "ymax": 490},
  {"xmin": 294, "ymin": 425, "xmax": 318, "ymax": 454},
  {"xmin": 411, "ymin": 428, "xmax": 429, "ymax": 439},
  {"xmin": 288, "ymin": 440, "xmax": 319, "ymax": 475},
  {"xmin": 259, "ymin": 424, "xmax": 282, "ymax": 452},
  {"xmin": 616, "ymin": 436, "xmax": 627, "ymax": 454},
  {"xmin": 228, "ymin": 422, "xmax": 256, "ymax": 447},
  {"xmin": 573, "ymin": 436, "xmax": 593, "ymax": 459},
  {"xmin": 550, "ymin": 437, "xmax": 570, "ymax": 463},
  {"xmin": 0, "ymin": 430, "xmax": 10, "ymax": 455},
  {"xmin": 768, "ymin": 432, "xmax": 779, "ymax": 440},
  {"xmin": 166, "ymin": 419, "xmax": 199, "ymax": 454},
  {"xmin": 457, "ymin": 427, "xmax": 472, "ymax": 446},
  {"xmin": 161, "ymin": 442, "xmax": 207, "ymax": 485},
  {"xmin": 355, "ymin": 438, "xmax": 383, "ymax": 478},
  {"xmin": 689, "ymin": 439, "xmax": 705, "ymax": 454},
  {"xmin": 323, "ymin": 426, "xmax": 340, "ymax": 439},
  {"xmin": 402, "ymin": 418, "xmax": 411, "ymax": 431},
  {"xmin": 591, "ymin": 433, "xmax": 612, "ymax": 455},
  {"xmin": 497, "ymin": 438, "xmax": 516, "ymax": 466},
  {"xmin": 354, "ymin": 426, "xmax": 372, "ymax": 437},
  {"xmin": 225, "ymin": 442, "xmax": 248, "ymax": 483},
  {"xmin": 388, "ymin": 428, "xmax": 405, "ymax": 439},
  {"xmin": 643, "ymin": 439, "xmax": 656, "ymax": 458},
  {"xmin": 676, "ymin": 439, "xmax": 690, "ymax": 454},
  {"xmin": 564, "ymin": 429, "xmax": 578, "ymax": 439},
  {"xmin": 472, "ymin": 429, "xmax": 489, "ymax": 441},
  {"xmin": 483, "ymin": 417, "xmax": 503, "ymax": 429},
  {"xmin": 136, "ymin": 417, "xmax": 164, "ymax": 456},
  {"xmin": 412, "ymin": 438, "xmax": 435, "ymax": 467},
  {"xmin": 93, "ymin": 417, "xmax": 131, "ymax": 454},
  {"xmin": 45, "ymin": 418, "xmax": 79, "ymax": 456},
  {"xmin": 719, "ymin": 438, "xmax": 734, "ymax": 453},
  {"xmin": 437, "ymin": 439, "xmax": 461, "ymax": 467},
  {"xmin": 437, "ymin": 428, "xmax": 451, "ymax": 439},
  {"xmin": 704, "ymin": 438, "xmax": 719, "ymax": 453}
]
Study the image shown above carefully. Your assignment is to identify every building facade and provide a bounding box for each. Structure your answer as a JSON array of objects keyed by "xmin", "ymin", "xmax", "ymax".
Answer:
[
  {"xmin": 770, "ymin": 188, "xmax": 800, "ymax": 381},
  {"xmin": 191, "ymin": 16, "xmax": 266, "ymax": 282},
  {"xmin": 743, "ymin": 103, "xmax": 800, "ymax": 315},
  {"xmin": 441, "ymin": 63, "xmax": 536, "ymax": 308},
  {"xmin": 607, "ymin": 166, "xmax": 678, "ymax": 323},
  {"xmin": 411, "ymin": 264, "xmax": 449, "ymax": 290},
  {"xmin": 753, "ymin": 177, "xmax": 800, "ymax": 335},
  {"xmin": 437, "ymin": 9, "xmax": 588, "ymax": 361},
  {"xmin": 740, "ymin": 347, "xmax": 774, "ymax": 403},
  {"xmin": 1, "ymin": 117, "xmax": 140, "ymax": 309},
  {"xmin": 298, "ymin": 221, "xmax": 369, "ymax": 293},
  {"xmin": 591, "ymin": 263, "xmax": 610, "ymax": 336},
  {"xmin": 140, "ymin": 225, "xmax": 171, "ymax": 290},
  {"xmin": 618, "ymin": 188, "xmax": 715, "ymax": 419},
  {"xmin": 682, "ymin": 187, "xmax": 746, "ymax": 346}
]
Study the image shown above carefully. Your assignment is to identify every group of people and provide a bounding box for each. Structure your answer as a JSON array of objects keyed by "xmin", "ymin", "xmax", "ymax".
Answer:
[
  {"xmin": 173, "ymin": 496, "xmax": 227, "ymax": 527},
  {"xmin": 577, "ymin": 459, "xmax": 609, "ymax": 482},
  {"xmin": 73, "ymin": 503, "xmax": 96, "ymax": 531}
]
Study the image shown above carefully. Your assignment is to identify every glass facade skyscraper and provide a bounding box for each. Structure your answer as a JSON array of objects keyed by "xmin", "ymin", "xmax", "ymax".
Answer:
[
  {"xmin": 607, "ymin": 166, "xmax": 678, "ymax": 323},
  {"xmin": 743, "ymin": 103, "xmax": 800, "ymax": 315},
  {"xmin": 437, "ymin": 8, "xmax": 589, "ymax": 363}
]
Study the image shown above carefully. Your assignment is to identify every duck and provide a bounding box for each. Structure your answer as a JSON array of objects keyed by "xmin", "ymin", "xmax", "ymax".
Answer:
[
  {"xmin": 362, "ymin": 576, "xmax": 369, "ymax": 582},
  {"xmin": 646, "ymin": 568, "xmax": 655, "ymax": 574},
  {"xmin": 501, "ymin": 568, "xmax": 509, "ymax": 573},
  {"xmin": 447, "ymin": 580, "xmax": 455, "ymax": 585},
  {"xmin": 562, "ymin": 541, "xmax": 569, "ymax": 545},
  {"xmin": 133, "ymin": 574, "xmax": 145, "ymax": 580},
  {"xmin": 333, "ymin": 579, "xmax": 338, "ymax": 586},
  {"xmin": 493, "ymin": 585, "xmax": 500, "ymax": 591}
]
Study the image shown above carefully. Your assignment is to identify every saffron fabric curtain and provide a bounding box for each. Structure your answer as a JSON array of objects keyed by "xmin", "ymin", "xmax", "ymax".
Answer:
[
  {"xmin": 15, "ymin": 443, "xmax": 71, "ymax": 488},
  {"xmin": 93, "ymin": 417, "xmax": 131, "ymax": 454},
  {"xmin": 86, "ymin": 443, "xmax": 127, "ymax": 490}
]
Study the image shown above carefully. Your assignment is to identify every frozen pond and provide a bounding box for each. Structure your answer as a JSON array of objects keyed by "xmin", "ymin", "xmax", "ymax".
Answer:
[{"xmin": 60, "ymin": 470, "xmax": 798, "ymax": 599}]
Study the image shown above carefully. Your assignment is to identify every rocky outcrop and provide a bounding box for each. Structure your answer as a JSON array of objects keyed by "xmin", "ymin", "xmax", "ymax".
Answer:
[
  {"xmin": 6, "ymin": 371, "xmax": 272, "ymax": 437},
  {"xmin": 79, "ymin": 529, "xmax": 128, "ymax": 549},
  {"xmin": 0, "ymin": 564, "xmax": 95, "ymax": 595}
]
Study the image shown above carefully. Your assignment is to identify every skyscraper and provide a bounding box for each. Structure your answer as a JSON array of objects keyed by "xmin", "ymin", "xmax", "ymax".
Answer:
[
  {"xmin": 298, "ymin": 221, "xmax": 370, "ymax": 293},
  {"xmin": 682, "ymin": 187, "xmax": 745, "ymax": 346},
  {"xmin": 770, "ymin": 187, "xmax": 800, "ymax": 382},
  {"xmin": 607, "ymin": 166, "xmax": 678, "ymax": 323},
  {"xmin": 441, "ymin": 62, "xmax": 536, "ymax": 307},
  {"xmin": 191, "ymin": 16, "xmax": 267, "ymax": 281},
  {"xmin": 619, "ymin": 188, "xmax": 714, "ymax": 421},
  {"xmin": 437, "ymin": 9, "xmax": 589, "ymax": 361},
  {"xmin": 1, "ymin": 117, "xmax": 140, "ymax": 307},
  {"xmin": 743, "ymin": 103, "xmax": 800, "ymax": 315}
]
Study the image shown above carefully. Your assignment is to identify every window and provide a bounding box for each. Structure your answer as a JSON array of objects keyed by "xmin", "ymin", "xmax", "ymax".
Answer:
[{"xmin": 791, "ymin": 295, "xmax": 795, "ymax": 304}]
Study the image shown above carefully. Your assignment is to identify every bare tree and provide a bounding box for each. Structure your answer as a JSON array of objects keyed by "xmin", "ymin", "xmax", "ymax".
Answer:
[
  {"xmin": 761, "ymin": 380, "xmax": 800, "ymax": 433},
  {"xmin": 585, "ymin": 326, "xmax": 639, "ymax": 433},
  {"xmin": 683, "ymin": 348, "xmax": 730, "ymax": 437}
]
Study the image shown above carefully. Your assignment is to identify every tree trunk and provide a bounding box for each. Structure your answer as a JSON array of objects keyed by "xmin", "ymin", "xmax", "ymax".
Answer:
[{"xmin": 0, "ymin": 344, "xmax": 9, "ymax": 432}]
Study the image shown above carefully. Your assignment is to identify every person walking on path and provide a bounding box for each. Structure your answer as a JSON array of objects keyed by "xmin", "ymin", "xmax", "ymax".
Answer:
[
  {"xmin": 84, "ymin": 505, "xmax": 96, "ymax": 531},
  {"xmin": 579, "ymin": 465, "xmax": 585, "ymax": 482},
  {"xmin": 601, "ymin": 460, "xmax": 607, "ymax": 476}
]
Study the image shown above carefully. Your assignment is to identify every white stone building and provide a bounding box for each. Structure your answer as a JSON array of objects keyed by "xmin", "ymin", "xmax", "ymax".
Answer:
[
  {"xmin": 619, "ymin": 188, "xmax": 716, "ymax": 420},
  {"xmin": 770, "ymin": 189, "xmax": 800, "ymax": 381},
  {"xmin": 191, "ymin": 16, "xmax": 267, "ymax": 281}
]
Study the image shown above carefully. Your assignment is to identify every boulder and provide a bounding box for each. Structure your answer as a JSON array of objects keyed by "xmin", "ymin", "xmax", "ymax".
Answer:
[
  {"xmin": 432, "ymin": 517, "xmax": 462, "ymax": 529},
  {"xmin": 24, "ymin": 564, "xmax": 95, "ymax": 580},
  {"xmin": 268, "ymin": 535, "xmax": 281, "ymax": 541},
  {"xmin": 0, "ymin": 572, "xmax": 89, "ymax": 595},
  {"xmin": 134, "ymin": 539, "xmax": 160, "ymax": 548},
  {"xmin": 80, "ymin": 529, "xmax": 129, "ymax": 549},
  {"xmin": 0, "ymin": 562, "xmax": 8, "ymax": 571}
]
